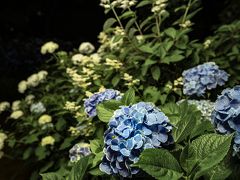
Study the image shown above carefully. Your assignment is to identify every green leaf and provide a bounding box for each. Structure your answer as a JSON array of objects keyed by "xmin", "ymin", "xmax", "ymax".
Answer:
[
  {"xmin": 165, "ymin": 28, "xmax": 177, "ymax": 39},
  {"xmin": 56, "ymin": 119, "xmax": 66, "ymax": 131},
  {"xmin": 136, "ymin": 0, "xmax": 151, "ymax": 8},
  {"xmin": 151, "ymin": 66, "xmax": 161, "ymax": 81},
  {"xmin": 162, "ymin": 54, "xmax": 185, "ymax": 64},
  {"xmin": 96, "ymin": 104, "xmax": 114, "ymax": 123},
  {"xmin": 88, "ymin": 167, "xmax": 105, "ymax": 176},
  {"xmin": 134, "ymin": 149, "xmax": 183, "ymax": 180},
  {"xmin": 41, "ymin": 173, "xmax": 64, "ymax": 180},
  {"xmin": 103, "ymin": 18, "xmax": 117, "ymax": 30},
  {"xmin": 120, "ymin": 11, "xmax": 134, "ymax": 19},
  {"xmin": 191, "ymin": 134, "xmax": 233, "ymax": 179},
  {"xmin": 112, "ymin": 75, "xmax": 120, "ymax": 87},
  {"xmin": 35, "ymin": 146, "xmax": 48, "ymax": 160},
  {"xmin": 92, "ymin": 151, "xmax": 104, "ymax": 168},
  {"xmin": 181, "ymin": 134, "xmax": 233, "ymax": 179},
  {"xmin": 90, "ymin": 139, "xmax": 103, "ymax": 154},
  {"xmin": 121, "ymin": 88, "xmax": 135, "ymax": 105},
  {"xmin": 59, "ymin": 137, "xmax": 74, "ymax": 150},
  {"xmin": 171, "ymin": 102, "xmax": 200, "ymax": 143},
  {"xmin": 68, "ymin": 155, "xmax": 93, "ymax": 180},
  {"xmin": 101, "ymin": 100, "xmax": 123, "ymax": 110}
]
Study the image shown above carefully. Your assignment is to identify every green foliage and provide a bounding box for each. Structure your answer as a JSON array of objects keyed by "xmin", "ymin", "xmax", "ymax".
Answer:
[{"xmin": 134, "ymin": 149, "xmax": 183, "ymax": 180}]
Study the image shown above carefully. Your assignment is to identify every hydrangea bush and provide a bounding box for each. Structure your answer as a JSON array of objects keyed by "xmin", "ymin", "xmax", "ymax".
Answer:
[{"xmin": 0, "ymin": 0, "xmax": 240, "ymax": 179}]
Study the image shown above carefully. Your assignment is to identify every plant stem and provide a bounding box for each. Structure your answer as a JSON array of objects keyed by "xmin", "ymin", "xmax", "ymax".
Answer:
[
  {"xmin": 127, "ymin": 7, "xmax": 143, "ymax": 35},
  {"xmin": 182, "ymin": 0, "xmax": 192, "ymax": 24},
  {"xmin": 111, "ymin": 7, "xmax": 124, "ymax": 30}
]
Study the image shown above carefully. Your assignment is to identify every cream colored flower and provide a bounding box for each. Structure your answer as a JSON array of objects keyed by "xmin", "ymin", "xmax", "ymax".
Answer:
[
  {"xmin": 12, "ymin": 100, "xmax": 21, "ymax": 111},
  {"xmin": 79, "ymin": 42, "xmax": 95, "ymax": 54},
  {"xmin": 203, "ymin": 39, "xmax": 211, "ymax": 49},
  {"xmin": 27, "ymin": 74, "xmax": 40, "ymax": 87},
  {"xmin": 38, "ymin": 114, "xmax": 52, "ymax": 125},
  {"xmin": 37, "ymin": 70, "xmax": 48, "ymax": 82},
  {"xmin": 0, "ymin": 102, "xmax": 10, "ymax": 112},
  {"xmin": 105, "ymin": 58, "xmax": 123, "ymax": 69},
  {"xmin": 25, "ymin": 95, "xmax": 35, "ymax": 105},
  {"xmin": 64, "ymin": 101, "xmax": 81, "ymax": 112},
  {"xmin": 71, "ymin": 54, "xmax": 84, "ymax": 65},
  {"xmin": 41, "ymin": 41, "xmax": 59, "ymax": 54},
  {"xmin": 10, "ymin": 110, "xmax": 24, "ymax": 119},
  {"xmin": 179, "ymin": 20, "xmax": 192, "ymax": 28},
  {"xmin": 41, "ymin": 136, "xmax": 55, "ymax": 146},
  {"xmin": 99, "ymin": 86, "xmax": 106, "ymax": 92},
  {"xmin": 0, "ymin": 133, "xmax": 7, "ymax": 150},
  {"xmin": 85, "ymin": 91, "xmax": 93, "ymax": 97},
  {"xmin": 18, "ymin": 80, "xmax": 28, "ymax": 94}
]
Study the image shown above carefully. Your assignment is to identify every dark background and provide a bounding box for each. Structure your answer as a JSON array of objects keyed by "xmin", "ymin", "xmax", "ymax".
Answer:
[
  {"xmin": 0, "ymin": 0, "xmax": 240, "ymax": 102},
  {"xmin": 0, "ymin": 0, "xmax": 240, "ymax": 179}
]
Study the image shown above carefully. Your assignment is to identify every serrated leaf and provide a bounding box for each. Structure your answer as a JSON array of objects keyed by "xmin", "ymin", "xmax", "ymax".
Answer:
[
  {"xmin": 103, "ymin": 18, "xmax": 117, "ymax": 30},
  {"xmin": 191, "ymin": 134, "xmax": 233, "ymax": 179},
  {"xmin": 134, "ymin": 149, "xmax": 183, "ymax": 180},
  {"xmin": 151, "ymin": 66, "xmax": 161, "ymax": 81},
  {"xmin": 96, "ymin": 104, "xmax": 114, "ymax": 123},
  {"xmin": 121, "ymin": 88, "xmax": 135, "ymax": 105}
]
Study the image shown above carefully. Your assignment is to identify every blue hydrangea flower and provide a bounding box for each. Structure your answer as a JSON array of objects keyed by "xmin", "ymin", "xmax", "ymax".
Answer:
[
  {"xmin": 182, "ymin": 62, "xmax": 229, "ymax": 96},
  {"xmin": 99, "ymin": 102, "xmax": 174, "ymax": 177},
  {"xmin": 69, "ymin": 143, "xmax": 91, "ymax": 162},
  {"xmin": 211, "ymin": 85, "xmax": 240, "ymax": 155},
  {"xmin": 84, "ymin": 89, "xmax": 122, "ymax": 117}
]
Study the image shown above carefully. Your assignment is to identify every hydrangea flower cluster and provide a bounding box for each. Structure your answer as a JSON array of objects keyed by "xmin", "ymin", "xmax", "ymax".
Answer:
[
  {"xmin": 84, "ymin": 89, "xmax": 122, "ymax": 117},
  {"xmin": 178, "ymin": 99, "xmax": 215, "ymax": 121},
  {"xmin": 99, "ymin": 102, "xmax": 173, "ymax": 177},
  {"xmin": 211, "ymin": 86, "xmax": 240, "ymax": 155},
  {"xmin": 30, "ymin": 102, "xmax": 46, "ymax": 114},
  {"xmin": 69, "ymin": 143, "xmax": 91, "ymax": 163},
  {"xmin": 182, "ymin": 62, "xmax": 229, "ymax": 96}
]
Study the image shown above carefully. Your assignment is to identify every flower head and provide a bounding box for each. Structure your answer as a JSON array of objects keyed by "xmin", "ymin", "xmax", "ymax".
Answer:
[
  {"xmin": 84, "ymin": 89, "xmax": 122, "ymax": 117},
  {"xmin": 30, "ymin": 102, "xmax": 46, "ymax": 114},
  {"xmin": 41, "ymin": 41, "xmax": 59, "ymax": 54},
  {"xmin": 41, "ymin": 136, "xmax": 55, "ymax": 146},
  {"xmin": 182, "ymin": 62, "xmax": 229, "ymax": 96},
  {"xmin": 211, "ymin": 86, "xmax": 240, "ymax": 155},
  {"xmin": 18, "ymin": 80, "xmax": 28, "ymax": 93},
  {"xmin": 38, "ymin": 114, "xmax": 52, "ymax": 125},
  {"xmin": 100, "ymin": 102, "xmax": 173, "ymax": 177},
  {"xmin": 25, "ymin": 95, "xmax": 35, "ymax": 105},
  {"xmin": 69, "ymin": 143, "xmax": 91, "ymax": 162},
  {"xmin": 79, "ymin": 42, "xmax": 95, "ymax": 55},
  {"xmin": 0, "ymin": 102, "xmax": 10, "ymax": 113},
  {"xmin": 10, "ymin": 110, "xmax": 24, "ymax": 119},
  {"xmin": 12, "ymin": 100, "xmax": 21, "ymax": 111},
  {"xmin": 0, "ymin": 132, "xmax": 7, "ymax": 150}
]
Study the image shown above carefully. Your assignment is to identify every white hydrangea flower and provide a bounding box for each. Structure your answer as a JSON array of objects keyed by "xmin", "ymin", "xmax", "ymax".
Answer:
[
  {"xmin": 10, "ymin": 110, "xmax": 24, "ymax": 119},
  {"xmin": 25, "ymin": 95, "xmax": 35, "ymax": 105},
  {"xmin": 18, "ymin": 80, "xmax": 28, "ymax": 94},
  {"xmin": 0, "ymin": 102, "xmax": 10, "ymax": 113},
  {"xmin": 41, "ymin": 136, "xmax": 55, "ymax": 146},
  {"xmin": 41, "ymin": 41, "xmax": 59, "ymax": 55},
  {"xmin": 79, "ymin": 42, "xmax": 95, "ymax": 54},
  {"xmin": 30, "ymin": 102, "xmax": 46, "ymax": 114},
  {"xmin": 12, "ymin": 100, "xmax": 21, "ymax": 111},
  {"xmin": 38, "ymin": 114, "xmax": 52, "ymax": 125}
]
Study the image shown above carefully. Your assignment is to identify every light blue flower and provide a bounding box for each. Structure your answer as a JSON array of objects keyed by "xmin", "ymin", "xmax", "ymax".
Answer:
[
  {"xmin": 69, "ymin": 143, "xmax": 91, "ymax": 163},
  {"xmin": 182, "ymin": 62, "xmax": 229, "ymax": 96},
  {"xmin": 84, "ymin": 89, "xmax": 122, "ymax": 117},
  {"xmin": 211, "ymin": 85, "xmax": 240, "ymax": 155},
  {"xmin": 99, "ymin": 102, "xmax": 174, "ymax": 177}
]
